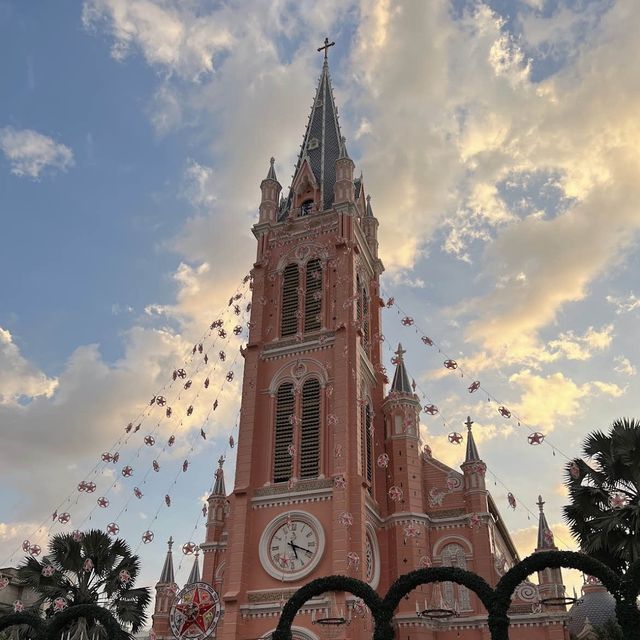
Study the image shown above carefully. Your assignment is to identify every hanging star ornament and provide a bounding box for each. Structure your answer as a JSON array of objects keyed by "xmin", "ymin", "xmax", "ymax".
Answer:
[{"xmin": 169, "ymin": 583, "xmax": 221, "ymax": 640}]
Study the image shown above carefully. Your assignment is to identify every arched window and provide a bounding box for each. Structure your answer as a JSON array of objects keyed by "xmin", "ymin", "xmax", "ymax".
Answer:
[
  {"xmin": 281, "ymin": 264, "xmax": 299, "ymax": 337},
  {"xmin": 441, "ymin": 543, "xmax": 472, "ymax": 611},
  {"xmin": 300, "ymin": 378, "xmax": 321, "ymax": 478},
  {"xmin": 300, "ymin": 199, "xmax": 314, "ymax": 216},
  {"xmin": 360, "ymin": 397, "xmax": 373, "ymax": 490},
  {"xmin": 356, "ymin": 275, "xmax": 370, "ymax": 355},
  {"xmin": 273, "ymin": 382, "xmax": 295, "ymax": 482},
  {"xmin": 304, "ymin": 259, "xmax": 322, "ymax": 332}
]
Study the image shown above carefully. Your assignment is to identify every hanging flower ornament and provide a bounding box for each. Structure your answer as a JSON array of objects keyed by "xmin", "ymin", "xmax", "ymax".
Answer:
[
  {"xmin": 83, "ymin": 558, "xmax": 94, "ymax": 572},
  {"xmin": 0, "ymin": 576, "xmax": 9, "ymax": 590},
  {"xmin": 29, "ymin": 544, "xmax": 42, "ymax": 556},
  {"xmin": 422, "ymin": 444, "xmax": 432, "ymax": 460},
  {"xmin": 72, "ymin": 530, "xmax": 84, "ymax": 542},
  {"xmin": 134, "ymin": 487, "xmax": 143, "ymax": 499},
  {"xmin": 469, "ymin": 513, "xmax": 481, "ymax": 529},
  {"xmin": 418, "ymin": 555, "xmax": 432, "ymax": 568},
  {"xmin": 22, "ymin": 540, "xmax": 31, "ymax": 552},
  {"xmin": 119, "ymin": 570, "xmax": 131, "ymax": 585},
  {"xmin": 498, "ymin": 406, "xmax": 511, "ymax": 419},
  {"xmin": 106, "ymin": 523, "xmax": 120, "ymax": 536},
  {"xmin": 121, "ymin": 466, "xmax": 133, "ymax": 478},
  {"xmin": 377, "ymin": 453, "xmax": 390, "ymax": 468},
  {"xmin": 41, "ymin": 564, "xmax": 55, "ymax": 577},
  {"xmin": 13, "ymin": 600, "xmax": 24, "ymax": 613},
  {"xmin": 287, "ymin": 444, "xmax": 296, "ymax": 457},
  {"xmin": 229, "ymin": 435, "xmax": 235, "ymax": 448},
  {"xmin": 165, "ymin": 495, "xmax": 171, "ymax": 507},
  {"xmin": 448, "ymin": 432, "xmax": 463, "ymax": 445},
  {"xmin": 443, "ymin": 359, "xmax": 458, "ymax": 370},
  {"xmin": 327, "ymin": 414, "xmax": 338, "ymax": 426},
  {"xmin": 226, "ymin": 371, "xmax": 234, "ymax": 382},
  {"xmin": 182, "ymin": 460, "xmax": 189, "ymax": 472},
  {"xmin": 528, "ymin": 432, "xmax": 545, "ymax": 445},
  {"xmin": 101, "ymin": 452, "xmax": 113, "ymax": 463},
  {"xmin": 386, "ymin": 297, "xmax": 395, "ymax": 307},
  {"xmin": 609, "ymin": 493, "xmax": 628, "ymax": 509},
  {"xmin": 57, "ymin": 513, "xmax": 70, "ymax": 524},
  {"xmin": 142, "ymin": 530, "xmax": 154, "ymax": 544},
  {"xmin": 153, "ymin": 460, "xmax": 160, "ymax": 472},
  {"xmin": 353, "ymin": 598, "xmax": 367, "ymax": 617},
  {"xmin": 156, "ymin": 396, "xmax": 166, "ymax": 406},
  {"xmin": 388, "ymin": 486, "xmax": 404, "ymax": 502},
  {"xmin": 182, "ymin": 542, "xmax": 197, "ymax": 555},
  {"xmin": 144, "ymin": 435, "xmax": 155, "ymax": 446},
  {"xmin": 421, "ymin": 336, "xmax": 434, "ymax": 346},
  {"xmin": 507, "ymin": 493, "xmax": 517, "ymax": 510},
  {"xmin": 186, "ymin": 405, "xmax": 194, "ymax": 416},
  {"xmin": 401, "ymin": 316, "xmax": 414, "ymax": 326},
  {"xmin": 53, "ymin": 597, "xmax": 67, "ymax": 612},
  {"xmin": 423, "ymin": 404, "xmax": 439, "ymax": 415},
  {"xmin": 468, "ymin": 381, "xmax": 481, "ymax": 393},
  {"xmin": 338, "ymin": 512, "xmax": 354, "ymax": 527},
  {"xmin": 403, "ymin": 523, "xmax": 420, "ymax": 538},
  {"xmin": 85, "ymin": 482, "xmax": 96, "ymax": 493}
]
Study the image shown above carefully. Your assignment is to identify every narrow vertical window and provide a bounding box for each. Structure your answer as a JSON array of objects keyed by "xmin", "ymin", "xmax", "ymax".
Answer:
[
  {"xmin": 281, "ymin": 264, "xmax": 299, "ymax": 337},
  {"xmin": 304, "ymin": 259, "xmax": 322, "ymax": 332},
  {"xmin": 361, "ymin": 285, "xmax": 370, "ymax": 354},
  {"xmin": 365, "ymin": 404, "xmax": 373, "ymax": 485},
  {"xmin": 273, "ymin": 382, "xmax": 295, "ymax": 482},
  {"xmin": 300, "ymin": 378, "xmax": 321, "ymax": 478}
]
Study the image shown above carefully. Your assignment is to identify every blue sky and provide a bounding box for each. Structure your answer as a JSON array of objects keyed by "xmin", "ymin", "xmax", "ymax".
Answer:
[{"xmin": 1, "ymin": 0, "xmax": 639, "ymax": 605}]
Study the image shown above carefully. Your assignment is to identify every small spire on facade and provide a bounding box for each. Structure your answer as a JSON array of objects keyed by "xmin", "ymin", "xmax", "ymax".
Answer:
[
  {"xmin": 212, "ymin": 455, "xmax": 226, "ymax": 496},
  {"xmin": 265, "ymin": 156, "xmax": 278, "ymax": 182},
  {"xmin": 464, "ymin": 416, "xmax": 481, "ymax": 462},
  {"xmin": 536, "ymin": 495, "xmax": 556, "ymax": 550},
  {"xmin": 158, "ymin": 536, "xmax": 175, "ymax": 584},
  {"xmin": 186, "ymin": 550, "xmax": 201, "ymax": 584},
  {"xmin": 391, "ymin": 343, "xmax": 412, "ymax": 394},
  {"xmin": 365, "ymin": 193, "xmax": 374, "ymax": 217},
  {"xmin": 339, "ymin": 136, "xmax": 350, "ymax": 160}
]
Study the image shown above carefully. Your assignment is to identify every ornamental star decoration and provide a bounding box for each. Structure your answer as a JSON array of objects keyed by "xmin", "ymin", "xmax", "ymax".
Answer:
[{"xmin": 174, "ymin": 586, "xmax": 218, "ymax": 637}]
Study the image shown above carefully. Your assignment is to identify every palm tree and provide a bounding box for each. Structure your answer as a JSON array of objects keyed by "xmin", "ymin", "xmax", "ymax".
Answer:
[
  {"xmin": 564, "ymin": 418, "xmax": 640, "ymax": 573},
  {"xmin": 16, "ymin": 529, "xmax": 150, "ymax": 638}
]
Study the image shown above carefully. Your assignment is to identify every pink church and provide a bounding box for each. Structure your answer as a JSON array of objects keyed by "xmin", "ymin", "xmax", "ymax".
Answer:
[{"xmin": 151, "ymin": 51, "xmax": 569, "ymax": 640}]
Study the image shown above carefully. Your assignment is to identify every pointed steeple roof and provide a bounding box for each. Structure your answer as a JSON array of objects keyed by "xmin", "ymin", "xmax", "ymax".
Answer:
[
  {"xmin": 365, "ymin": 194, "xmax": 374, "ymax": 217},
  {"xmin": 464, "ymin": 417, "xmax": 481, "ymax": 462},
  {"xmin": 391, "ymin": 344, "xmax": 412, "ymax": 394},
  {"xmin": 186, "ymin": 551, "xmax": 200, "ymax": 584},
  {"xmin": 265, "ymin": 156, "xmax": 278, "ymax": 182},
  {"xmin": 212, "ymin": 455, "xmax": 226, "ymax": 496},
  {"xmin": 158, "ymin": 536, "xmax": 175, "ymax": 584},
  {"xmin": 536, "ymin": 495, "xmax": 556, "ymax": 549},
  {"xmin": 281, "ymin": 52, "xmax": 344, "ymax": 217}
]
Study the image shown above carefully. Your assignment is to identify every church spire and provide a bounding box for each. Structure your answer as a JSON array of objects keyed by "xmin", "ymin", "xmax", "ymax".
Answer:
[
  {"xmin": 391, "ymin": 343, "xmax": 412, "ymax": 394},
  {"xmin": 464, "ymin": 416, "xmax": 481, "ymax": 462},
  {"xmin": 265, "ymin": 156, "xmax": 278, "ymax": 182},
  {"xmin": 365, "ymin": 194, "xmax": 374, "ymax": 217},
  {"xmin": 212, "ymin": 455, "xmax": 226, "ymax": 497},
  {"xmin": 187, "ymin": 550, "xmax": 201, "ymax": 584},
  {"xmin": 283, "ymin": 39, "xmax": 344, "ymax": 216},
  {"xmin": 536, "ymin": 495, "xmax": 556, "ymax": 550},
  {"xmin": 158, "ymin": 536, "xmax": 175, "ymax": 584}
]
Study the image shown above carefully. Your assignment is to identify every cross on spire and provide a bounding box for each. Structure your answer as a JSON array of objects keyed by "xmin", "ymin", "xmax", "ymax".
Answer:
[
  {"xmin": 167, "ymin": 536, "xmax": 174, "ymax": 550},
  {"xmin": 537, "ymin": 495, "xmax": 545, "ymax": 512},
  {"xmin": 317, "ymin": 37, "xmax": 335, "ymax": 61},
  {"xmin": 465, "ymin": 416, "xmax": 474, "ymax": 431}
]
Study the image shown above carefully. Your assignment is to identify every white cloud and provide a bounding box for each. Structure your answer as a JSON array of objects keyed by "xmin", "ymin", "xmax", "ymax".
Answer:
[
  {"xmin": 82, "ymin": 0, "xmax": 234, "ymax": 81},
  {"xmin": 0, "ymin": 327, "xmax": 58, "ymax": 404},
  {"xmin": 614, "ymin": 355, "xmax": 637, "ymax": 377},
  {"xmin": 606, "ymin": 292, "xmax": 640, "ymax": 315},
  {"xmin": 0, "ymin": 127, "xmax": 74, "ymax": 178}
]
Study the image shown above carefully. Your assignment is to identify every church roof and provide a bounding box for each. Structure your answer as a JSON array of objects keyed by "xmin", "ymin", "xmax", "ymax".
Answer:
[
  {"xmin": 567, "ymin": 587, "xmax": 617, "ymax": 635},
  {"xmin": 186, "ymin": 552, "xmax": 200, "ymax": 584},
  {"xmin": 280, "ymin": 57, "xmax": 344, "ymax": 218},
  {"xmin": 391, "ymin": 343, "xmax": 412, "ymax": 394},
  {"xmin": 536, "ymin": 495, "xmax": 556, "ymax": 550},
  {"xmin": 264, "ymin": 156, "xmax": 278, "ymax": 182},
  {"xmin": 158, "ymin": 537, "xmax": 175, "ymax": 584},
  {"xmin": 464, "ymin": 417, "xmax": 481, "ymax": 462},
  {"xmin": 212, "ymin": 455, "xmax": 226, "ymax": 496}
]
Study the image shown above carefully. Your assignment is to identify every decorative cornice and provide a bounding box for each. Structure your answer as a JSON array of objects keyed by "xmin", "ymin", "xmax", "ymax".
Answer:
[{"xmin": 261, "ymin": 334, "xmax": 335, "ymax": 361}]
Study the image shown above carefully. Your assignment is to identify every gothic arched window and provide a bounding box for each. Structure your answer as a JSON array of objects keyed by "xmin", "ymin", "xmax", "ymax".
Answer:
[
  {"xmin": 281, "ymin": 264, "xmax": 299, "ymax": 337},
  {"xmin": 361, "ymin": 402, "xmax": 373, "ymax": 489},
  {"xmin": 356, "ymin": 275, "xmax": 370, "ymax": 356},
  {"xmin": 273, "ymin": 382, "xmax": 295, "ymax": 482},
  {"xmin": 300, "ymin": 378, "xmax": 321, "ymax": 478},
  {"xmin": 304, "ymin": 259, "xmax": 322, "ymax": 332},
  {"xmin": 441, "ymin": 543, "xmax": 472, "ymax": 611}
]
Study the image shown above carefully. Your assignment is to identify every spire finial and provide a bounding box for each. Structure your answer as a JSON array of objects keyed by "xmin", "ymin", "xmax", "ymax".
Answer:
[
  {"xmin": 218, "ymin": 455, "xmax": 225, "ymax": 469},
  {"xmin": 366, "ymin": 194, "xmax": 371, "ymax": 203},
  {"xmin": 537, "ymin": 495, "xmax": 545, "ymax": 512},
  {"xmin": 395, "ymin": 343, "xmax": 406, "ymax": 359},
  {"xmin": 317, "ymin": 37, "xmax": 335, "ymax": 62},
  {"xmin": 168, "ymin": 536, "xmax": 173, "ymax": 550},
  {"xmin": 465, "ymin": 416, "xmax": 474, "ymax": 431}
]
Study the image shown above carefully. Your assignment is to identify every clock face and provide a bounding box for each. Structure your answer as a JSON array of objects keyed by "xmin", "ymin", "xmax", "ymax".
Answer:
[{"xmin": 259, "ymin": 511, "xmax": 325, "ymax": 581}]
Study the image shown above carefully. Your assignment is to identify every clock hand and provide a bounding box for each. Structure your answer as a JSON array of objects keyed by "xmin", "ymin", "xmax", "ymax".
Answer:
[
  {"xmin": 290, "ymin": 542, "xmax": 313, "ymax": 554},
  {"xmin": 287, "ymin": 540, "xmax": 299, "ymax": 559}
]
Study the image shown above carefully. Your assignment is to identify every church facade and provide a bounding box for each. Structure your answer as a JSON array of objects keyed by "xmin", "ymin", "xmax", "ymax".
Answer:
[{"xmin": 151, "ymin": 53, "xmax": 569, "ymax": 640}]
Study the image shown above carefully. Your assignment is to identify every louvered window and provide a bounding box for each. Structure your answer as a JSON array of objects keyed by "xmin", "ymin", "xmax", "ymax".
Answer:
[
  {"xmin": 273, "ymin": 382, "xmax": 295, "ymax": 482},
  {"xmin": 281, "ymin": 264, "xmax": 299, "ymax": 337},
  {"xmin": 361, "ymin": 286, "xmax": 370, "ymax": 354},
  {"xmin": 361, "ymin": 402, "xmax": 373, "ymax": 487},
  {"xmin": 304, "ymin": 259, "xmax": 322, "ymax": 332},
  {"xmin": 300, "ymin": 378, "xmax": 321, "ymax": 478}
]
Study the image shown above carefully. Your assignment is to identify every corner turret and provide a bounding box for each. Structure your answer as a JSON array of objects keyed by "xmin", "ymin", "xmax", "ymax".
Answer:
[
  {"xmin": 258, "ymin": 157, "xmax": 282, "ymax": 224},
  {"xmin": 151, "ymin": 537, "xmax": 177, "ymax": 640}
]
